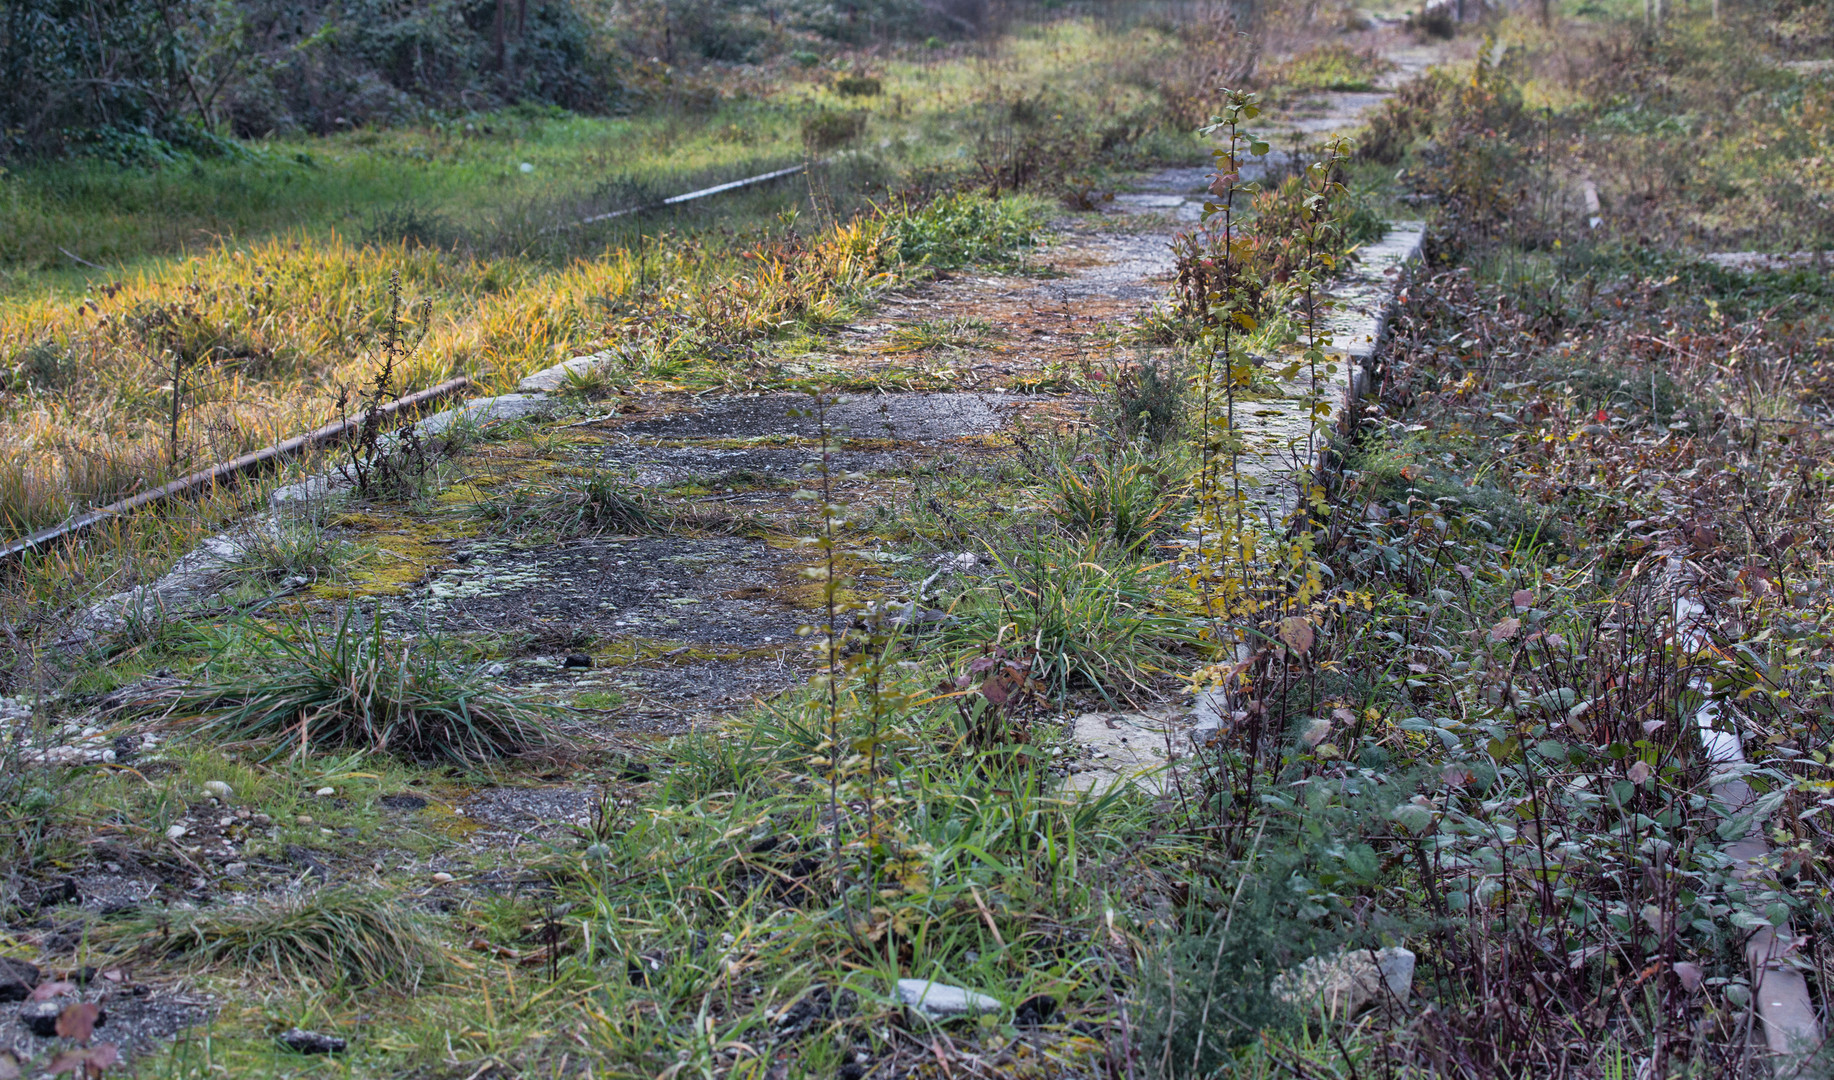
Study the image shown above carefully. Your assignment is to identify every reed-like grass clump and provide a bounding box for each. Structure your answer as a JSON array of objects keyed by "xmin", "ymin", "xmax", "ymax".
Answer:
[
  {"xmin": 170, "ymin": 608, "xmax": 553, "ymax": 762},
  {"xmin": 136, "ymin": 887, "xmax": 443, "ymax": 992}
]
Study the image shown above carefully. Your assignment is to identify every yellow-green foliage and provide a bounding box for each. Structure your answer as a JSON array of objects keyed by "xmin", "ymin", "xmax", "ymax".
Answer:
[{"xmin": 0, "ymin": 216, "xmax": 897, "ymax": 537}]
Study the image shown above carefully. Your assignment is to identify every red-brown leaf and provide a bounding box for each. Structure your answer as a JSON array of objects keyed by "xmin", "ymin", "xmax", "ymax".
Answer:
[
  {"xmin": 28, "ymin": 981, "xmax": 76, "ymax": 1002},
  {"xmin": 1487, "ymin": 617, "xmax": 1521, "ymax": 643},
  {"xmin": 1278, "ymin": 616, "xmax": 1314, "ymax": 656},
  {"xmin": 56, "ymin": 1002, "xmax": 101, "ymax": 1043}
]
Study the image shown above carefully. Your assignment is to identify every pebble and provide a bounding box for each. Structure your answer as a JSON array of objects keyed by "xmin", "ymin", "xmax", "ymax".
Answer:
[
  {"xmin": 165, "ymin": 824, "xmax": 188, "ymax": 840},
  {"xmin": 278, "ymin": 1028, "xmax": 347, "ymax": 1054},
  {"xmin": 296, "ymin": 815, "xmax": 313, "ymax": 825},
  {"xmin": 431, "ymin": 872, "xmax": 455, "ymax": 884},
  {"xmin": 203, "ymin": 780, "xmax": 234, "ymax": 800},
  {"xmin": 0, "ymin": 957, "xmax": 40, "ymax": 1002},
  {"xmin": 315, "ymin": 787, "xmax": 336, "ymax": 797}
]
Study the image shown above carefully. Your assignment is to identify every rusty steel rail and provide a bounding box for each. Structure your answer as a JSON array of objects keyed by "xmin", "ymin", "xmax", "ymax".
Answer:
[{"xmin": 0, "ymin": 377, "xmax": 472, "ymax": 566}]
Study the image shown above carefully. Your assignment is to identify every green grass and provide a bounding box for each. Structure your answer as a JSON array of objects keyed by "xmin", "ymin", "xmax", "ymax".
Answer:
[
  {"xmin": 895, "ymin": 191, "xmax": 1049, "ymax": 270},
  {"xmin": 162, "ymin": 607, "xmax": 555, "ymax": 762},
  {"xmin": 476, "ymin": 469, "xmax": 668, "ymax": 542},
  {"xmin": 945, "ymin": 533, "xmax": 1197, "ymax": 701},
  {"xmin": 885, "ymin": 315, "xmax": 996, "ymax": 351},
  {"xmin": 128, "ymin": 887, "xmax": 444, "ymax": 992}
]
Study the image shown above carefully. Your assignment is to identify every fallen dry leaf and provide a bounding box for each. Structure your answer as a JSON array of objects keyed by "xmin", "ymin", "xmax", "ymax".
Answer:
[
  {"xmin": 56, "ymin": 1002, "xmax": 101, "ymax": 1043},
  {"xmin": 28, "ymin": 981, "xmax": 76, "ymax": 1003}
]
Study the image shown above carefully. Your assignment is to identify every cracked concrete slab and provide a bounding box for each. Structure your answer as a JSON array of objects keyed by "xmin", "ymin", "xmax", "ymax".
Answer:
[{"xmin": 609, "ymin": 392, "xmax": 1010, "ymax": 442}]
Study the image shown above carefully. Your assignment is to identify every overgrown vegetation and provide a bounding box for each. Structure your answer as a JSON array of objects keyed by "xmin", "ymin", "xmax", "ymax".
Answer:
[{"xmin": 6, "ymin": 0, "xmax": 1834, "ymax": 1078}]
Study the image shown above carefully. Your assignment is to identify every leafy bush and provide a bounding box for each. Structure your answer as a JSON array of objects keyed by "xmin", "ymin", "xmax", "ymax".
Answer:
[
  {"xmin": 1, "ymin": 0, "xmax": 617, "ymax": 158},
  {"xmin": 802, "ymin": 109, "xmax": 868, "ymax": 152},
  {"xmin": 169, "ymin": 608, "xmax": 554, "ymax": 763},
  {"xmin": 1105, "ymin": 357, "xmax": 1187, "ymax": 445},
  {"xmin": 1133, "ymin": 887, "xmax": 1323, "ymax": 1078}
]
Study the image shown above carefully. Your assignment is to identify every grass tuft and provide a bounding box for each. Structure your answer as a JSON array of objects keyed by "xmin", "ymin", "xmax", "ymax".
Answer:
[
  {"xmin": 136, "ymin": 887, "xmax": 442, "ymax": 992},
  {"xmin": 167, "ymin": 608, "xmax": 554, "ymax": 763},
  {"xmin": 945, "ymin": 534, "xmax": 1194, "ymax": 701},
  {"xmin": 478, "ymin": 470, "xmax": 666, "ymax": 541}
]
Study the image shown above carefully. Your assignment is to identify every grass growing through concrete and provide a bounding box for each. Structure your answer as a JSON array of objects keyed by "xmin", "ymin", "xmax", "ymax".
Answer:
[
  {"xmin": 130, "ymin": 887, "xmax": 443, "ymax": 992},
  {"xmin": 163, "ymin": 607, "xmax": 554, "ymax": 762}
]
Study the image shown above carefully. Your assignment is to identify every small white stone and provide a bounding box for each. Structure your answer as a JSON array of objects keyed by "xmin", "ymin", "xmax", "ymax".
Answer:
[
  {"xmin": 100, "ymin": 749, "xmax": 116, "ymax": 763},
  {"xmin": 431, "ymin": 872, "xmax": 455, "ymax": 884},
  {"xmin": 896, "ymin": 979, "xmax": 1002, "ymax": 1019},
  {"xmin": 315, "ymin": 786, "xmax": 336, "ymax": 797},
  {"xmin": 203, "ymin": 780, "xmax": 234, "ymax": 801},
  {"xmin": 165, "ymin": 824, "xmax": 188, "ymax": 840}
]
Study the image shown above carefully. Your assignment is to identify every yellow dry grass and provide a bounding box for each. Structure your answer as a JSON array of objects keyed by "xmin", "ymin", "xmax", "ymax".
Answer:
[{"xmin": 0, "ymin": 216, "xmax": 898, "ymax": 538}]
